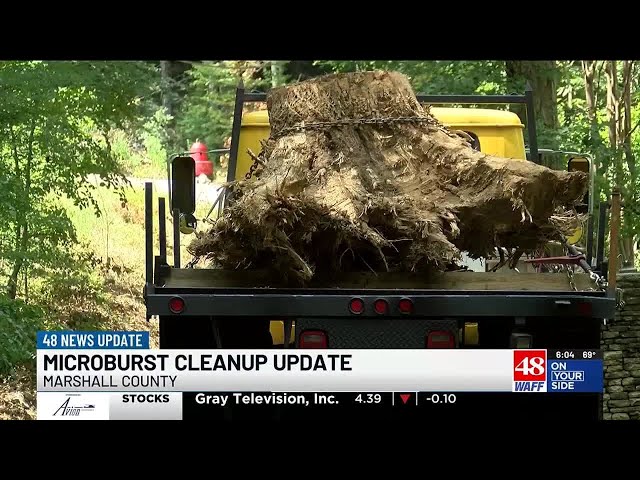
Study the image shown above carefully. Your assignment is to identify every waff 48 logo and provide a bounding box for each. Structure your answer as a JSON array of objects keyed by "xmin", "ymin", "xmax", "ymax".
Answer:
[{"xmin": 512, "ymin": 350, "xmax": 547, "ymax": 392}]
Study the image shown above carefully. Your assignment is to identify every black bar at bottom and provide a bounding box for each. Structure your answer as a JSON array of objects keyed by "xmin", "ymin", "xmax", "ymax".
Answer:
[{"xmin": 182, "ymin": 392, "xmax": 601, "ymax": 422}]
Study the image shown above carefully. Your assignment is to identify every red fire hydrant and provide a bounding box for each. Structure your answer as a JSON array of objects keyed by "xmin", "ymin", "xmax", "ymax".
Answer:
[{"xmin": 190, "ymin": 140, "xmax": 213, "ymax": 178}]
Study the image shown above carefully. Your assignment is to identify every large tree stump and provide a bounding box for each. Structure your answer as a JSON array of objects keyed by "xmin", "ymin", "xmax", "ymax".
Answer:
[{"xmin": 189, "ymin": 71, "xmax": 587, "ymax": 284}]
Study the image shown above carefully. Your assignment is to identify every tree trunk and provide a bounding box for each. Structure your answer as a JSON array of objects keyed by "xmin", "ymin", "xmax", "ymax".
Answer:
[
  {"xmin": 621, "ymin": 61, "xmax": 634, "ymax": 175},
  {"xmin": 582, "ymin": 61, "xmax": 602, "ymax": 148},
  {"xmin": 6, "ymin": 120, "xmax": 35, "ymax": 299},
  {"xmin": 621, "ymin": 237, "xmax": 635, "ymax": 269},
  {"xmin": 6, "ymin": 224, "xmax": 27, "ymax": 300},
  {"xmin": 270, "ymin": 61, "xmax": 286, "ymax": 87},
  {"xmin": 160, "ymin": 61, "xmax": 174, "ymax": 117},
  {"xmin": 160, "ymin": 60, "xmax": 192, "ymax": 148},
  {"xmin": 191, "ymin": 71, "xmax": 587, "ymax": 284},
  {"xmin": 506, "ymin": 61, "xmax": 559, "ymax": 130},
  {"xmin": 605, "ymin": 61, "xmax": 619, "ymax": 146},
  {"xmin": 621, "ymin": 61, "xmax": 636, "ymax": 268},
  {"xmin": 285, "ymin": 61, "xmax": 332, "ymax": 82},
  {"xmin": 582, "ymin": 61, "xmax": 596, "ymax": 118}
]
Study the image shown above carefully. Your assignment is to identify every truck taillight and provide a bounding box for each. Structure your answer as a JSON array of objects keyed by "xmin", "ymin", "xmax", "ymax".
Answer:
[
  {"xmin": 168, "ymin": 297, "xmax": 185, "ymax": 314},
  {"xmin": 398, "ymin": 298, "xmax": 413, "ymax": 314},
  {"xmin": 349, "ymin": 298, "xmax": 364, "ymax": 315},
  {"xmin": 299, "ymin": 330, "xmax": 328, "ymax": 348},
  {"xmin": 426, "ymin": 330, "xmax": 455, "ymax": 348},
  {"xmin": 577, "ymin": 301, "xmax": 592, "ymax": 316},
  {"xmin": 374, "ymin": 299, "xmax": 388, "ymax": 315}
]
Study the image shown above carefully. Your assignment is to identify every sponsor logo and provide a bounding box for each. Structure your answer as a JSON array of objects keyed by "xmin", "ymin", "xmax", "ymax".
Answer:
[{"xmin": 53, "ymin": 395, "xmax": 96, "ymax": 417}]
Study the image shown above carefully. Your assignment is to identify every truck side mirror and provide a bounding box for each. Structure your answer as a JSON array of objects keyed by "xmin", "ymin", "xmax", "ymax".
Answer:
[
  {"xmin": 170, "ymin": 156, "xmax": 196, "ymax": 215},
  {"xmin": 568, "ymin": 156, "xmax": 590, "ymax": 214}
]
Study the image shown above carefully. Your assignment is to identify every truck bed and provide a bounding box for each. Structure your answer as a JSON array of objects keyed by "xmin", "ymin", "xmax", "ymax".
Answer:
[{"xmin": 159, "ymin": 268, "xmax": 596, "ymax": 292}]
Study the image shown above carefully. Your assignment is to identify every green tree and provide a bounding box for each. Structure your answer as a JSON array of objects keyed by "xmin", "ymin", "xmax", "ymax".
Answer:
[
  {"xmin": 316, "ymin": 60, "xmax": 506, "ymax": 95},
  {"xmin": 0, "ymin": 61, "xmax": 153, "ymax": 299},
  {"xmin": 173, "ymin": 61, "xmax": 277, "ymax": 154}
]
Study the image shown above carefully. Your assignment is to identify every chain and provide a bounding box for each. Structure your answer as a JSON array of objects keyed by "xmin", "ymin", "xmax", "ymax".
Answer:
[
  {"xmin": 566, "ymin": 266, "xmax": 577, "ymax": 291},
  {"xmin": 274, "ymin": 116, "xmax": 437, "ymax": 138},
  {"xmin": 588, "ymin": 270, "xmax": 607, "ymax": 291},
  {"xmin": 185, "ymin": 257, "xmax": 200, "ymax": 269},
  {"xmin": 245, "ymin": 159, "xmax": 260, "ymax": 180},
  {"xmin": 616, "ymin": 287, "xmax": 626, "ymax": 309},
  {"xmin": 245, "ymin": 148, "xmax": 266, "ymax": 180}
]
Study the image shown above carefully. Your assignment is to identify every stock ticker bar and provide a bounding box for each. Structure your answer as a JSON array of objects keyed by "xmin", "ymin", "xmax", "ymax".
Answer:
[{"xmin": 181, "ymin": 391, "xmax": 602, "ymax": 421}]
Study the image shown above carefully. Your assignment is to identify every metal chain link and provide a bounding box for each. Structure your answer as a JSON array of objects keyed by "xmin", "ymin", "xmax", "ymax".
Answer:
[
  {"xmin": 588, "ymin": 270, "xmax": 607, "ymax": 291},
  {"xmin": 566, "ymin": 267, "xmax": 577, "ymax": 291},
  {"xmin": 245, "ymin": 148, "xmax": 266, "ymax": 180},
  {"xmin": 273, "ymin": 116, "xmax": 438, "ymax": 138},
  {"xmin": 185, "ymin": 257, "xmax": 199, "ymax": 269},
  {"xmin": 616, "ymin": 287, "xmax": 626, "ymax": 310},
  {"xmin": 245, "ymin": 160, "xmax": 260, "ymax": 180}
]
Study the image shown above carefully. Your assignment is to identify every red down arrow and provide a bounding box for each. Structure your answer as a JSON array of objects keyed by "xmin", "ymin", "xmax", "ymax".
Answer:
[{"xmin": 400, "ymin": 393, "xmax": 411, "ymax": 404}]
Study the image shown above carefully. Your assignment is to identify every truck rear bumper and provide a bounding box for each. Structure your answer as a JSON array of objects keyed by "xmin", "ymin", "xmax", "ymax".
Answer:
[{"xmin": 145, "ymin": 290, "xmax": 615, "ymax": 319}]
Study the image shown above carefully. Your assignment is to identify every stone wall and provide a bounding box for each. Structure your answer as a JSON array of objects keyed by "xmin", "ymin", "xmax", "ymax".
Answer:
[{"xmin": 602, "ymin": 272, "xmax": 640, "ymax": 420}]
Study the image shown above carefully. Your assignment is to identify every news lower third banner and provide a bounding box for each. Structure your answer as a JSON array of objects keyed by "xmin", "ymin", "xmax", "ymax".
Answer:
[{"xmin": 36, "ymin": 331, "xmax": 604, "ymax": 420}]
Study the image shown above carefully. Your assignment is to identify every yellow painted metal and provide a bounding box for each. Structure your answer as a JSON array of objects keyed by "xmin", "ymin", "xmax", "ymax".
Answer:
[
  {"xmin": 464, "ymin": 322, "xmax": 480, "ymax": 345},
  {"xmin": 236, "ymin": 110, "xmax": 270, "ymax": 180},
  {"xmin": 566, "ymin": 156, "xmax": 591, "ymax": 245},
  {"xmin": 270, "ymin": 320, "xmax": 295, "ymax": 346},
  {"xmin": 430, "ymin": 107, "xmax": 526, "ymax": 160}
]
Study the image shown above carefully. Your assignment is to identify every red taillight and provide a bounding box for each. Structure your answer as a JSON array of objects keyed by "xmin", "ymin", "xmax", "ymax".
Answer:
[
  {"xmin": 426, "ymin": 330, "xmax": 455, "ymax": 348},
  {"xmin": 398, "ymin": 298, "xmax": 413, "ymax": 314},
  {"xmin": 374, "ymin": 299, "xmax": 388, "ymax": 315},
  {"xmin": 577, "ymin": 301, "xmax": 593, "ymax": 316},
  {"xmin": 349, "ymin": 298, "xmax": 364, "ymax": 315},
  {"xmin": 299, "ymin": 330, "xmax": 328, "ymax": 348},
  {"xmin": 169, "ymin": 297, "xmax": 185, "ymax": 314}
]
